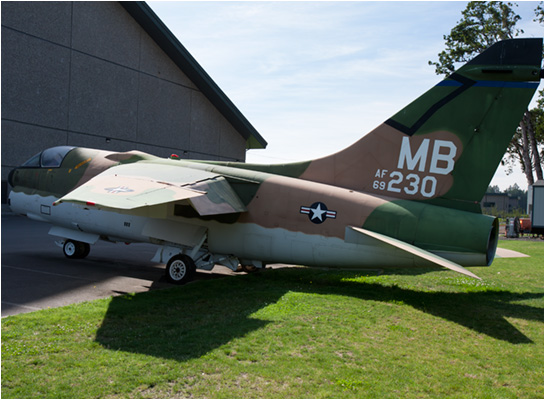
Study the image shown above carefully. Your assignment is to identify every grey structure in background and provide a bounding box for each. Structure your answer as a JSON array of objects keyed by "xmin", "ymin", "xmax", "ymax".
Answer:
[
  {"xmin": 1, "ymin": 1, "xmax": 267, "ymax": 201},
  {"xmin": 481, "ymin": 192, "xmax": 526, "ymax": 216}
]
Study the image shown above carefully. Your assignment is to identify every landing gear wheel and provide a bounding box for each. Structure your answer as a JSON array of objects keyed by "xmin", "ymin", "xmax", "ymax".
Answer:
[
  {"xmin": 63, "ymin": 240, "xmax": 90, "ymax": 259},
  {"xmin": 166, "ymin": 254, "xmax": 196, "ymax": 285},
  {"xmin": 79, "ymin": 242, "xmax": 91, "ymax": 259}
]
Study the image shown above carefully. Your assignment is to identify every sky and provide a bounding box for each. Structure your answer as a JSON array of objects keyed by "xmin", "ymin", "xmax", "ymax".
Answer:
[{"xmin": 148, "ymin": 1, "xmax": 544, "ymax": 191}]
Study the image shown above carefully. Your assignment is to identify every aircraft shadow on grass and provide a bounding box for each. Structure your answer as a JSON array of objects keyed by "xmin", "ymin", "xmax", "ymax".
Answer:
[{"xmin": 94, "ymin": 267, "xmax": 543, "ymax": 361}]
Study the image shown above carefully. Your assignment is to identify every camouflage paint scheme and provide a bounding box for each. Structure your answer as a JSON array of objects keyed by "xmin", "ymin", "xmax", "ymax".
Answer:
[{"xmin": 8, "ymin": 39, "xmax": 543, "ymax": 283}]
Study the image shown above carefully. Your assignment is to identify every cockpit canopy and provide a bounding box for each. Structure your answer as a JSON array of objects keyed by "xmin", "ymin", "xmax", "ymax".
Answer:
[{"xmin": 22, "ymin": 146, "xmax": 75, "ymax": 168}]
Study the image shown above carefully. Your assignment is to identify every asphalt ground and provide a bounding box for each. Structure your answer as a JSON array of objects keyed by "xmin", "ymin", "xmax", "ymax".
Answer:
[
  {"xmin": 1, "ymin": 212, "xmax": 244, "ymax": 317},
  {"xmin": 2, "ymin": 207, "xmax": 535, "ymax": 318}
]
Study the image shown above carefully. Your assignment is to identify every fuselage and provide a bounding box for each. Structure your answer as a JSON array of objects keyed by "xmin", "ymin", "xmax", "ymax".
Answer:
[{"xmin": 8, "ymin": 147, "xmax": 498, "ymax": 271}]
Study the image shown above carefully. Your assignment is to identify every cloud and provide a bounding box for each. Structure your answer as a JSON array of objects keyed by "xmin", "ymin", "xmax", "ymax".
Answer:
[{"xmin": 149, "ymin": 1, "xmax": 543, "ymax": 188}]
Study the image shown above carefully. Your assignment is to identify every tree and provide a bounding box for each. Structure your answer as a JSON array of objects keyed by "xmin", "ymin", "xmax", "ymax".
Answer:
[
  {"xmin": 487, "ymin": 184, "xmax": 502, "ymax": 193},
  {"xmin": 429, "ymin": 1, "xmax": 544, "ymax": 187},
  {"xmin": 536, "ymin": 2, "xmax": 544, "ymax": 24},
  {"xmin": 505, "ymin": 183, "xmax": 528, "ymax": 211},
  {"xmin": 505, "ymin": 183, "xmax": 526, "ymax": 198},
  {"xmin": 504, "ymin": 89, "xmax": 544, "ymax": 184},
  {"xmin": 529, "ymin": 90, "xmax": 544, "ymax": 178},
  {"xmin": 429, "ymin": 2, "xmax": 523, "ymax": 76}
]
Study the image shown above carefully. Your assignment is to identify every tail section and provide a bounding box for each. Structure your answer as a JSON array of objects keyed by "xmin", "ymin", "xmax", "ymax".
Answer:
[{"xmin": 257, "ymin": 38, "xmax": 542, "ymax": 211}]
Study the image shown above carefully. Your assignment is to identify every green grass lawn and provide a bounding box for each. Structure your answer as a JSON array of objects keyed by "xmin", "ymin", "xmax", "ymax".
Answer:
[{"xmin": 2, "ymin": 240, "xmax": 543, "ymax": 398}]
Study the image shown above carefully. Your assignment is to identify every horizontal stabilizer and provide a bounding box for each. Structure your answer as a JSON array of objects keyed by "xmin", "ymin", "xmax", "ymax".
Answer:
[
  {"xmin": 54, "ymin": 163, "xmax": 247, "ymax": 216},
  {"xmin": 495, "ymin": 248, "xmax": 529, "ymax": 259},
  {"xmin": 348, "ymin": 226, "xmax": 481, "ymax": 279}
]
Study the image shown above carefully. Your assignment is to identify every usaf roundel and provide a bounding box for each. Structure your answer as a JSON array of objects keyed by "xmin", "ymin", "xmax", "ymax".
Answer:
[
  {"xmin": 104, "ymin": 185, "xmax": 134, "ymax": 194},
  {"xmin": 300, "ymin": 202, "xmax": 337, "ymax": 224}
]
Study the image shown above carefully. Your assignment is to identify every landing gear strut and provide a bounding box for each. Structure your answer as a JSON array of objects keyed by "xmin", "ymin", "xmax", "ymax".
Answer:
[
  {"xmin": 166, "ymin": 254, "xmax": 196, "ymax": 285},
  {"xmin": 63, "ymin": 240, "xmax": 90, "ymax": 259}
]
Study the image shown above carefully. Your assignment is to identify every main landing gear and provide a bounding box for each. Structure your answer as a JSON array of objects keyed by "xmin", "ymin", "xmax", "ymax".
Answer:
[
  {"xmin": 56, "ymin": 236, "xmax": 263, "ymax": 286},
  {"xmin": 165, "ymin": 254, "xmax": 196, "ymax": 285},
  {"xmin": 62, "ymin": 240, "xmax": 90, "ymax": 259}
]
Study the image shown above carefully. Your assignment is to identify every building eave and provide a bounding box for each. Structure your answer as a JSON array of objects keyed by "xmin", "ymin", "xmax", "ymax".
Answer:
[{"xmin": 120, "ymin": 1, "xmax": 268, "ymax": 150}]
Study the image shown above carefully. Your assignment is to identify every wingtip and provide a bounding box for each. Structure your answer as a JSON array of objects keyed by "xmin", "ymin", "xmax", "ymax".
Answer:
[{"xmin": 437, "ymin": 259, "xmax": 482, "ymax": 280}]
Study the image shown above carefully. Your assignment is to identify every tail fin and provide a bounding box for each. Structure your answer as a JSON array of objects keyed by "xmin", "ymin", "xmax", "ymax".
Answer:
[{"xmin": 293, "ymin": 38, "xmax": 542, "ymax": 211}]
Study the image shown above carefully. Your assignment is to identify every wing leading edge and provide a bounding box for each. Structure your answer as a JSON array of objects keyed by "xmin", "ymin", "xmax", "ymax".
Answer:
[{"xmin": 53, "ymin": 163, "xmax": 247, "ymax": 216}]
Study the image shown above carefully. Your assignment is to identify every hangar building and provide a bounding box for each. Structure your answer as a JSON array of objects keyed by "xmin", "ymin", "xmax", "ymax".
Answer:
[{"xmin": 1, "ymin": 1, "xmax": 267, "ymax": 202}]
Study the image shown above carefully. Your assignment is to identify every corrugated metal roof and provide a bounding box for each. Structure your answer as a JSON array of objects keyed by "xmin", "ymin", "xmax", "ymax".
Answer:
[{"xmin": 120, "ymin": 1, "xmax": 267, "ymax": 150}]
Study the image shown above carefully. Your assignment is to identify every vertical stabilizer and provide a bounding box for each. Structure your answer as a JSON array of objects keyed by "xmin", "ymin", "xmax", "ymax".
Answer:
[{"xmin": 295, "ymin": 38, "xmax": 542, "ymax": 211}]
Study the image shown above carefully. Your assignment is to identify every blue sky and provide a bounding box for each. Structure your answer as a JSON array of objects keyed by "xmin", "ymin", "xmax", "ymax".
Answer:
[{"xmin": 149, "ymin": 1, "xmax": 543, "ymax": 190}]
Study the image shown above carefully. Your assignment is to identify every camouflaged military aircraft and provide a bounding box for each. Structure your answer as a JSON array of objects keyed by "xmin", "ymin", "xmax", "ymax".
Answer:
[{"xmin": 8, "ymin": 38, "xmax": 543, "ymax": 284}]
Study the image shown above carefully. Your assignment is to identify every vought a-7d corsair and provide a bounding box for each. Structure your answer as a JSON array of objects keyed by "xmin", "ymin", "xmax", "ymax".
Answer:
[{"xmin": 8, "ymin": 39, "xmax": 543, "ymax": 284}]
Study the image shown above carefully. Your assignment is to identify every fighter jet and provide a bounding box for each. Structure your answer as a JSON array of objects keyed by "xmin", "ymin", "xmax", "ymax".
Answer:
[{"xmin": 8, "ymin": 38, "xmax": 543, "ymax": 284}]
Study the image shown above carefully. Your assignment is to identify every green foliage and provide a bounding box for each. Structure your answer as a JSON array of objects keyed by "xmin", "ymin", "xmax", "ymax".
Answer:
[
  {"xmin": 2, "ymin": 241, "xmax": 543, "ymax": 398},
  {"xmin": 429, "ymin": 1, "xmax": 523, "ymax": 76},
  {"xmin": 430, "ymin": 1, "xmax": 544, "ymax": 186},
  {"xmin": 505, "ymin": 183, "xmax": 527, "ymax": 198},
  {"xmin": 536, "ymin": 2, "xmax": 544, "ymax": 24},
  {"xmin": 487, "ymin": 184, "xmax": 502, "ymax": 193}
]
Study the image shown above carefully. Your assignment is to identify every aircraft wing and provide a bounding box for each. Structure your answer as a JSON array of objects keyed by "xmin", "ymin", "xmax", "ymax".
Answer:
[
  {"xmin": 347, "ymin": 226, "xmax": 481, "ymax": 279},
  {"xmin": 53, "ymin": 162, "xmax": 247, "ymax": 216}
]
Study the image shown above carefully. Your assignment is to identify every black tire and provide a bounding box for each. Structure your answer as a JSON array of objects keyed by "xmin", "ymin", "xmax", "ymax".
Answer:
[
  {"xmin": 241, "ymin": 264, "xmax": 258, "ymax": 273},
  {"xmin": 166, "ymin": 254, "xmax": 196, "ymax": 285},
  {"xmin": 79, "ymin": 242, "xmax": 91, "ymax": 259},
  {"xmin": 63, "ymin": 240, "xmax": 90, "ymax": 259}
]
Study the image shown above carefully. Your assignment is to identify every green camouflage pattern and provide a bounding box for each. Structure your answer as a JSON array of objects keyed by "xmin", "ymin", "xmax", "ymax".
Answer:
[{"xmin": 8, "ymin": 39, "xmax": 542, "ymax": 279}]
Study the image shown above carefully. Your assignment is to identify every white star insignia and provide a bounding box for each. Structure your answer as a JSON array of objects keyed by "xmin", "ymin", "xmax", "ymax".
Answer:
[
  {"xmin": 310, "ymin": 203, "xmax": 327, "ymax": 222},
  {"xmin": 300, "ymin": 202, "xmax": 337, "ymax": 224}
]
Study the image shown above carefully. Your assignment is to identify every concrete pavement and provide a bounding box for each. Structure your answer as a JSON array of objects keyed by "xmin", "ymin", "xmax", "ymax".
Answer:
[{"xmin": 1, "ymin": 213, "xmax": 238, "ymax": 317}]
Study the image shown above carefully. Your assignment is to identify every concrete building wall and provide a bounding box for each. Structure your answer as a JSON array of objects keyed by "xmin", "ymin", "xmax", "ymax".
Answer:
[{"xmin": 1, "ymin": 1, "xmax": 250, "ymax": 195}]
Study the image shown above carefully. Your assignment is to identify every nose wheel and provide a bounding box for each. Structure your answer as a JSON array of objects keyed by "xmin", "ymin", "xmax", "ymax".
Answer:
[
  {"xmin": 63, "ymin": 240, "xmax": 90, "ymax": 259},
  {"xmin": 166, "ymin": 254, "xmax": 196, "ymax": 285}
]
